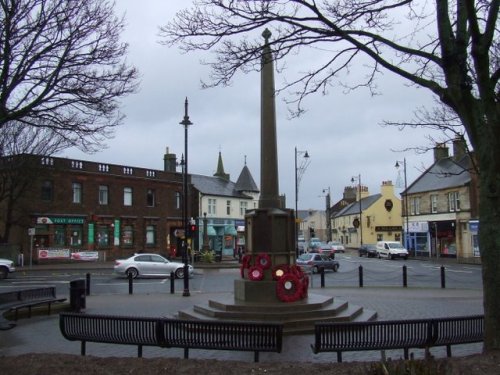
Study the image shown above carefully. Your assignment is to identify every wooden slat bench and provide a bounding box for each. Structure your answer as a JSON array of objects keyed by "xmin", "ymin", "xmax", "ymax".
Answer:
[
  {"xmin": 60, "ymin": 313, "xmax": 283, "ymax": 362},
  {"xmin": 311, "ymin": 315, "xmax": 484, "ymax": 362},
  {"xmin": 0, "ymin": 287, "xmax": 66, "ymax": 329},
  {"xmin": 161, "ymin": 318, "xmax": 283, "ymax": 363}
]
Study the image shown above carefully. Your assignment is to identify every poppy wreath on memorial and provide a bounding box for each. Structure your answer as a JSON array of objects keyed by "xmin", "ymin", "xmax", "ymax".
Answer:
[
  {"xmin": 240, "ymin": 255, "xmax": 252, "ymax": 278},
  {"xmin": 289, "ymin": 264, "xmax": 304, "ymax": 278},
  {"xmin": 276, "ymin": 272, "xmax": 303, "ymax": 302},
  {"xmin": 255, "ymin": 253, "xmax": 272, "ymax": 270},
  {"xmin": 247, "ymin": 265, "xmax": 264, "ymax": 281},
  {"xmin": 272, "ymin": 264, "xmax": 290, "ymax": 281}
]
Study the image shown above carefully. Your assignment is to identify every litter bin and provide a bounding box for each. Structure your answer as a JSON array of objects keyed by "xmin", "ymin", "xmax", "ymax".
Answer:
[{"xmin": 69, "ymin": 279, "xmax": 86, "ymax": 312}]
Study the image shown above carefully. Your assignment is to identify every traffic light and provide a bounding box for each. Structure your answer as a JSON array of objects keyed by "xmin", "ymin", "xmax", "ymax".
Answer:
[
  {"xmin": 309, "ymin": 227, "xmax": 315, "ymax": 237},
  {"xmin": 189, "ymin": 223, "xmax": 197, "ymax": 237}
]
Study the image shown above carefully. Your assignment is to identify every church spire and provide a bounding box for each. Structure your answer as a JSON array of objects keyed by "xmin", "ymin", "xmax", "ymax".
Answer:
[{"xmin": 213, "ymin": 150, "xmax": 230, "ymax": 181}]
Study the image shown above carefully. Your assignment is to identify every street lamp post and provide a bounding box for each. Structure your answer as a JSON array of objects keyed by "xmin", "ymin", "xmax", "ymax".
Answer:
[
  {"xmin": 294, "ymin": 147, "xmax": 310, "ymax": 258},
  {"xmin": 322, "ymin": 187, "xmax": 331, "ymax": 242},
  {"xmin": 395, "ymin": 159, "xmax": 409, "ymax": 251},
  {"xmin": 351, "ymin": 175, "xmax": 363, "ymax": 247},
  {"xmin": 180, "ymin": 98, "xmax": 192, "ymax": 297}
]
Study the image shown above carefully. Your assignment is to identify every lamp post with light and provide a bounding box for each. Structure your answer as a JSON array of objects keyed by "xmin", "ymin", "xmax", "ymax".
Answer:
[
  {"xmin": 294, "ymin": 147, "xmax": 310, "ymax": 258},
  {"xmin": 395, "ymin": 158, "xmax": 409, "ymax": 251},
  {"xmin": 351, "ymin": 175, "xmax": 363, "ymax": 247},
  {"xmin": 179, "ymin": 98, "xmax": 192, "ymax": 297}
]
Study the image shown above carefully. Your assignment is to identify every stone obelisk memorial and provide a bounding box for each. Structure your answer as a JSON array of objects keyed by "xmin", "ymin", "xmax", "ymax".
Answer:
[{"xmin": 234, "ymin": 29, "xmax": 299, "ymax": 303}]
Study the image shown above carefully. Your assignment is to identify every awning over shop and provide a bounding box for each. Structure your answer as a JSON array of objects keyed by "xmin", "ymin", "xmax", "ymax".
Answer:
[
  {"xmin": 207, "ymin": 225, "xmax": 217, "ymax": 236},
  {"xmin": 224, "ymin": 225, "xmax": 237, "ymax": 236}
]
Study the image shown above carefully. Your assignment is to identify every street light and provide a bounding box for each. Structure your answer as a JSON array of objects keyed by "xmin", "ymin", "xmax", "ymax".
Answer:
[
  {"xmin": 294, "ymin": 147, "xmax": 310, "ymax": 258},
  {"xmin": 351, "ymin": 175, "xmax": 363, "ymax": 246},
  {"xmin": 180, "ymin": 97, "xmax": 192, "ymax": 297},
  {"xmin": 395, "ymin": 159, "xmax": 409, "ymax": 251},
  {"xmin": 322, "ymin": 187, "xmax": 331, "ymax": 242}
]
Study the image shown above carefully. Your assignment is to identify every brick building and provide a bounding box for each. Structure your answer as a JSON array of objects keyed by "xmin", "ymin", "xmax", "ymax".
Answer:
[{"xmin": 0, "ymin": 152, "xmax": 186, "ymax": 263}]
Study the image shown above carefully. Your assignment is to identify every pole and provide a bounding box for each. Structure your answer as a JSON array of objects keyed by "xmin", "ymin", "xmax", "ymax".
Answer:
[
  {"xmin": 358, "ymin": 175, "xmax": 363, "ymax": 246},
  {"xmin": 403, "ymin": 158, "xmax": 410, "ymax": 252},
  {"xmin": 294, "ymin": 147, "xmax": 299, "ymax": 259}
]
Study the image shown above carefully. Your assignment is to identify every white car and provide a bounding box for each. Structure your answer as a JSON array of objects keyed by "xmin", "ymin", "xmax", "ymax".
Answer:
[
  {"xmin": 330, "ymin": 241, "xmax": 345, "ymax": 253},
  {"xmin": 376, "ymin": 241, "xmax": 409, "ymax": 260},
  {"xmin": 0, "ymin": 258, "xmax": 15, "ymax": 279},
  {"xmin": 114, "ymin": 253, "xmax": 193, "ymax": 279}
]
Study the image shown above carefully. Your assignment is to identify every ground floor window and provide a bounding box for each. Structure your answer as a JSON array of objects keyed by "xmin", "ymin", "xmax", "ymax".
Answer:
[
  {"xmin": 54, "ymin": 225, "xmax": 65, "ymax": 246},
  {"xmin": 146, "ymin": 225, "xmax": 156, "ymax": 245},
  {"xmin": 96, "ymin": 225, "xmax": 110, "ymax": 247},
  {"xmin": 122, "ymin": 225, "xmax": 134, "ymax": 246},
  {"xmin": 70, "ymin": 225, "xmax": 83, "ymax": 246}
]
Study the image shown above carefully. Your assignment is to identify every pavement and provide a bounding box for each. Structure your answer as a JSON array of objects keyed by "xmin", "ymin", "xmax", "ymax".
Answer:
[{"xmin": 0, "ymin": 256, "xmax": 485, "ymax": 364}]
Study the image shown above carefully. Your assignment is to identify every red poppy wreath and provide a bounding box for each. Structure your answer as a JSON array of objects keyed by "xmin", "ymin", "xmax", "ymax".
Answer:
[{"xmin": 276, "ymin": 272, "xmax": 302, "ymax": 302}]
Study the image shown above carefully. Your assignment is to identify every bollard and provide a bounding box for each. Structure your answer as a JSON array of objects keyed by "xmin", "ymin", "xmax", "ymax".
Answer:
[
  {"xmin": 170, "ymin": 271, "xmax": 175, "ymax": 294},
  {"xmin": 85, "ymin": 273, "xmax": 91, "ymax": 296},
  {"xmin": 402, "ymin": 265, "xmax": 408, "ymax": 287},
  {"xmin": 441, "ymin": 265, "xmax": 446, "ymax": 288},
  {"xmin": 358, "ymin": 265, "xmax": 363, "ymax": 288},
  {"xmin": 320, "ymin": 267, "xmax": 325, "ymax": 288},
  {"xmin": 128, "ymin": 272, "xmax": 133, "ymax": 295}
]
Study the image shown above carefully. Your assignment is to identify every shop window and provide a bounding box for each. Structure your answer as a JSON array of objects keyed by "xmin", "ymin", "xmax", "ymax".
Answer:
[
  {"xmin": 124, "ymin": 187, "xmax": 133, "ymax": 206},
  {"xmin": 146, "ymin": 189, "xmax": 155, "ymax": 207},
  {"xmin": 146, "ymin": 225, "xmax": 156, "ymax": 245},
  {"xmin": 70, "ymin": 226, "xmax": 83, "ymax": 246},
  {"xmin": 54, "ymin": 225, "xmax": 65, "ymax": 246},
  {"xmin": 96, "ymin": 225, "xmax": 110, "ymax": 247},
  {"xmin": 72, "ymin": 182, "xmax": 82, "ymax": 204},
  {"xmin": 122, "ymin": 225, "xmax": 134, "ymax": 246},
  {"xmin": 41, "ymin": 180, "xmax": 53, "ymax": 201},
  {"xmin": 99, "ymin": 185, "xmax": 109, "ymax": 205}
]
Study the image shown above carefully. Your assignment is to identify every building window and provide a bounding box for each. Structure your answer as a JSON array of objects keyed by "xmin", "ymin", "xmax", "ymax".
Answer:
[
  {"xmin": 41, "ymin": 180, "xmax": 53, "ymax": 201},
  {"xmin": 99, "ymin": 185, "xmax": 109, "ymax": 205},
  {"xmin": 70, "ymin": 226, "xmax": 82, "ymax": 246},
  {"xmin": 146, "ymin": 225, "xmax": 156, "ymax": 245},
  {"xmin": 240, "ymin": 201, "xmax": 248, "ymax": 216},
  {"xmin": 124, "ymin": 187, "xmax": 133, "ymax": 206},
  {"xmin": 72, "ymin": 182, "xmax": 82, "ymax": 204},
  {"xmin": 121, "ymin": 225, "xmax": 134, "ymax": 246},
  {"xmin": 96, "ymin": 225, "xmax": 110, "ymax": 247},
  {"xmin": 175, "ymin": 192, "xmax": 181, "ymax": 209},
  {"xmin": 146, "ymin": 189, "xmax": 155, "ymax": 207},
  {"xmin": 226, "ymin": 200, "xmax": 231, "ymax": 215},
  {"xmin": 208, "ymin": 198, "xmax": 217, "ymax": 215},
  {"xmin": 448, "ymin": 191, "xmax": 460, "ymax": 212},
  {"xmin": 410, "ymin": 197, "xmax": 420, "ymax": 215},
  {"xmin": 54, "ymin": 225, "xmax": 65, "ymax": 246},
  {"xmin": 430, "ymin": 194, "xmax": 438, "ymax": 213}
]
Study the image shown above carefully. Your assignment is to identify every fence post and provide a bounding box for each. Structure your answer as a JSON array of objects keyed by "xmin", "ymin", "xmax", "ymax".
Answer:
[
  {"xmin": 170, "ymin": 271, "xmax": 175, "ymax": 294},
  {"xmin": 441, "ymin": 266, "xmax": 446, "ymax": 288},
  {"xmin": 358, "ymin": 265, "xmax": 363, "ymax": 288},
  {"xmin": 320, "ymin": 267, "xmax": 325, "ymax": 288},
  {"xmin": 402, "ymin": 265, "xmax": 408, "ymax": 287},
  {"xmin": 128, "ymin": 272, "xmax": 133, "ymax": 294},
  {"xmin": 85, "ymin": 272, "xmax": 91, "ymax": 296}
]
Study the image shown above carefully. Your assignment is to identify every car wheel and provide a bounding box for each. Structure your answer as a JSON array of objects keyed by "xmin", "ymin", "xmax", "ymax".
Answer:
[
  {"xmin": 378, "ymin": 253, "xmax": 381, "ymax": 259},
  {"xmin": 332, "ymin": 264, "xmax": 339, "ymax": 272},
  {"xmin": 126, "ymin": 268, "xmax": 139, "ymax": 279},
  {"xmin": 0, "ymin": 266, "xmax": 8, "ymax": 279},
  {"xmin": 359, "ymin": 253, "xmax": 363, "ymax": 257},
  {"xmin": 404, "ymin": 256, "xmax": 408, "ymax": 260},
  {"xmin": 175, "ymin": 267, "xmax": 185, "ymax": 279}
]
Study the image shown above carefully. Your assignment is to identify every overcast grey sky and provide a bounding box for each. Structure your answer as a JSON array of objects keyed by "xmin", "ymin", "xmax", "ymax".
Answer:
[{"xmin": 63, "ymin": 1, "xmax": 442, "ymax": 210}]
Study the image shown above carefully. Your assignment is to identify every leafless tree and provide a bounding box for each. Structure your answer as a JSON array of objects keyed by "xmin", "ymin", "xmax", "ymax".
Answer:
[
  {"xmin": 161, "ymin": 0, "xmax": 499, "ymax": 350},
  {"xmin": 0, "ymin": 0, "xmax": 139, "ymax": 152}
]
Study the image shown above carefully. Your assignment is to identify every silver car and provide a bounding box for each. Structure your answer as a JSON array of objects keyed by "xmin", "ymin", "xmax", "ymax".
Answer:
[
  {"xmin": 0, "ymin": 258, "xmax": 15, "ymax": 279},
  {"xmin": 113, "ymin": 253, "xmax": 193, "ymax": 279}
]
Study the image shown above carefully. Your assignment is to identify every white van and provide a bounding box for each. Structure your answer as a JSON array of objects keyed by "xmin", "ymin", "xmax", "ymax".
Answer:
[{"xmin": 376, "ymin": 241, "xmax": 409, "ymax": 260}]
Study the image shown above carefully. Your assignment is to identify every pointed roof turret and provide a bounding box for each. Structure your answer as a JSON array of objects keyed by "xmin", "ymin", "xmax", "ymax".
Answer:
[
  {"xmin": 235, "ymin": 157, "xmax": 259, "ymax": 193},
  {"xmin": 213, "ymin": 150, "xmax": 230, "ymax": 181}
]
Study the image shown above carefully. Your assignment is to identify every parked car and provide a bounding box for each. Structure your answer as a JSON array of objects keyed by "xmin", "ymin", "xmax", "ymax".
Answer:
[
  {"xmin": 329, "ymin": 241, "xmax": 346, "ymax": 253},
  {"xmin": 358, "ymin": 244, "xmax": 378, "ymax": 257},
  {"xmin": 114, "ymin": 253, "xmax": 194, "ymax": 279},
  {"xmin": 309, "ymin": 242, "xmax": 335, "ymax": 257},
  {"xmin": 307, "ymin": 237, "xmax": 321, "ymax": 252},
  {"xmin": 0, "ymin": 258, "xmax": 15, "ymax": 279},
  {"xmin": 296, "ymin": 253, "xmax": 339, "ymax": 273},
  {"xmin": 376, "ymin": 241, "xmax": 409, "ymax": 260}
]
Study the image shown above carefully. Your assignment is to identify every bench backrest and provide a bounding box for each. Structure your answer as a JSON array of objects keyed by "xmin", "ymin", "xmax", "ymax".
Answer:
[
  {"xmin": 59, "ymin": 312, "xmax": 163, "ymax": 346},
  {"xmin": 161, "ymin": 318, "xmax": 283, "ymax": 352},
  {"xmin": 315, "ymin": 319, "xmax": 433, "ymax": 351},
  {"xmin": 19, "ymin": 287, "xmax": 56, "ymax": 301},
  {"xmin": 431, "ymin": 315, "xmax": 484, "ymax": 345}
]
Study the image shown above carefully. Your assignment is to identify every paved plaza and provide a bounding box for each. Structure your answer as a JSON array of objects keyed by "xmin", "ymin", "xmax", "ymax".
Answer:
[{"xmin": 0, "ymin": 265, "xmax": 484, "ymax": 364}]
